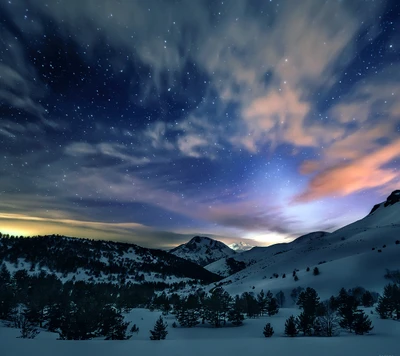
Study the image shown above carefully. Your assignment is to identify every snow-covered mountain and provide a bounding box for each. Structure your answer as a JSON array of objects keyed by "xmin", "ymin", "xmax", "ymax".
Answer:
[
  {"xmin": 0, "ymin": 234, "xmax": 222, "ymax": 287},
  {"xmin": 228, "ymin": 241, "xmax": 255, "ymax": 252},
  {"xmin": 170, "ymin": 236, "xmax": 236, "ymax": 266},
  {"xmin": 205, "ymin": 191, "xmax": 400, "ymax": 300}
]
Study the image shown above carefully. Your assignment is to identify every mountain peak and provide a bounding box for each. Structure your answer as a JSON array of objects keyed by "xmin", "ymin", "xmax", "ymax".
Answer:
[
  {"xmin": 228, "ymin": 241, "xmax": 255, "ymax": 252},
  {"xmin": 369, "ymin": 190, "xmax": 400, "ymax": 215},
  {"xmin": 170, "ymin": 236, "xmax": 236, "ymax": 266}
]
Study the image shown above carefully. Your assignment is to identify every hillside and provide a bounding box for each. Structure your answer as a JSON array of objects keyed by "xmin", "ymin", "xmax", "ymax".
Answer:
[
  {"xmin": 205, "ymin": 191, "xmax": 400, "ymax": 300},
  {"xmin": 169, "ymin": 236, "xmax": 236, "ymax": 266},
  {"xmin": 0, "ymin": 234, "xmax": 222, "ymax": 288}
]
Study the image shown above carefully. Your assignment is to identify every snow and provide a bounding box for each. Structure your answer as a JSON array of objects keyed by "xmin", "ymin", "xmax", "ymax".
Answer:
[
  {"xmin": 228, "ymin": 241, "xmax": 255, "ymax": 252},
  {"xmin": 170, "ymin": 236, "xmax": 236, "ymax": 266},
  {"xmin": 2, "ymin": 308, "xmax": 399, "ymax": 356},
  {"xmin": 205, "ymin": 199, "xmax": 400, "ymax": 300}
]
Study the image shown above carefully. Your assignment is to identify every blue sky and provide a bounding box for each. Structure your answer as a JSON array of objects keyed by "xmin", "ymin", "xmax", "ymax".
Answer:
[{"xmin": 0, "ymin": 0, "xmax": 399, "ymax": 248}]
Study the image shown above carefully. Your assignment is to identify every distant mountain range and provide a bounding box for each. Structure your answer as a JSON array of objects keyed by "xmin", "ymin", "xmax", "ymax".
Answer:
[{"xmin": 1, "ymin": 190, "xmax": 399, "ymax": 300}]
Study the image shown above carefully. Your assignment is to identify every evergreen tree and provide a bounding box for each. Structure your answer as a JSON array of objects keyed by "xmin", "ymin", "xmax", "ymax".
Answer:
[
  {"xmin": 361, "ymin": 291, "xmax": 374, "ymax": 307},
  {"xmin": 285, "ymin": 315, "xmax": 298, "ymax": 337},
  {"xmin": 275, "ymin": 291, "xmax": 285, "ymax": 307},
  {"xmin": 99, "ymin": 305, "xmax": 131, "ymax": 340},
  {"xmin": 204, "ymin": 287, "xmax": 231, "ymax": 327},
  {"xmin": 228, "ymin": 295, "xmax": 245, "ymax": 326},
  {"xmin": 263, "ymin": 323, "xmax": 274, "ymax": 337},
  {"xmin": 313, "ymin": 267, "xmax": 320, "ymax": 276},
  {"xmin": 267, "ymin": 297, "xmax": 279, "ymax": 316},
  {"xmin": 296, "ymin": 287, "xmax": 320, "ymax": 334},
  {"xmin": 338, "ymin": 294, "xmax": 358, "ymax": 332},
  {"xmin": 240, "ymin": 292, "xmax": 260, "ymax": 318},
  {"xmin": 353, "ymin": 310, "xmax": 373, "ymax": 335},
  {"xmin": 176, "ymin": 294, "xmax": 200, "ymax": 328},
  {"xmin": 0, "ymin": 264, "xmax": 14, "ymax": 320},
  {"xmin": 257, "ymin": 290, "xmax": 267, "ymax": 316},
  {"xmin": 149, "ymin": 316, "xmax": 168, "ymax": 340},
  {"xmin": 376, "ymin": 283, "xmax": 400, "ymax": 320}
]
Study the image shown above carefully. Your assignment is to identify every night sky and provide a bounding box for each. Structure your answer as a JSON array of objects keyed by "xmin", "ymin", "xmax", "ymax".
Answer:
[{"xmin": 0, "ymin": 0, "xmax": 399, "ymax": 249}]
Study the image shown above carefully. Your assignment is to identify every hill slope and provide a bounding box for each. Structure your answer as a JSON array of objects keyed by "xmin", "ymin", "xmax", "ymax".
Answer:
[
  {"xmin": 0, "ymin": 234, "xmax": 222, "ymax": 287},
  {"xmin": 170, "ymin": 236, "xmax": 236, "ymax": 266},
  {"xmin": 205, "ymin": 191, "xmax": 400, "ymax": 300}
]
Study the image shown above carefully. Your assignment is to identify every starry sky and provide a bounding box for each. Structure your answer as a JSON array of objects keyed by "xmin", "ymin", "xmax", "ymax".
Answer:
[{"xmin": 0, "ymin": 0, "xmax": 399, "ymax": 249}]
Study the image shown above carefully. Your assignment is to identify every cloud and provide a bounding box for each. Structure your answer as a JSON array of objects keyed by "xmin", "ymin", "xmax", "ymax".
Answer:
[
  {"xmin": 295, "ymin": 139, "xmax": 400, "ymax": 202},
  {"xmin": 295, "ymin": 65, "xmax": 400, "ymax": 201}
]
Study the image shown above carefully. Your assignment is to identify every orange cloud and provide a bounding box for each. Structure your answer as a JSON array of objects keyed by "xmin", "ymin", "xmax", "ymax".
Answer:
[{"xmin": 295, "ymin": 139, "xmax": 400, "ymax": 202}]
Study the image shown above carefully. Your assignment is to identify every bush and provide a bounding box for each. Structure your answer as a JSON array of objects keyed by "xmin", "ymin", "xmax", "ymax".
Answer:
[
  {"xmin": 263, "ymin": 323, "xmax": 274, "ymax": 337},
  {"xmin": 306, "ymin": 267, "xmax": 310, "ymax": 272},
  {"xmin": 294, "ymin": 275, "xmax": 299, "ymax": 282},
  {"xmin": 313, "ymin": 267, "xmax": 320, "ymax": 276},
  {"xmin": 18, "ymin": 317, "xmax": 40, "ymax": 339}
]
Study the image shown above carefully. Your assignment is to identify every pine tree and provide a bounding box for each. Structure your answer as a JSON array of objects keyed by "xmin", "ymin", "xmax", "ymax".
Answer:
[
  {"xmin": 149, "ymin": 316, "xmax": 168, "ymax": 340},
  {"xmin": 376, "ymin": 283, "xmax": 400, "ymax": 320},
  {"xmin": 275, "ymin": 291, "xmax": 285, "ymax": 307},
  {"xmin": 228, "ymin": 295, "xmax": 245, "ymax": 326},
  {"xmin": 240, "ymin": 292, "xmax": 260, "ymax": 318},
  {"xmin": 313, "ymin": 267, "xmax": 320, "ymax": 276},
  {"xmin": 257, "ymin": 290, "xmax": 267, "ymax": 316},
  {"xmin": 267, "ymin": 297, "xmax": 279, "ymax": 316},
  {"xmin": 204, "ymin": 287, "xmax": 232, "ymax": 327},
  {"xmin": 263, "ymin": 323, "xmax": 274, "ymax": 337},
  {"xmin": 285, "ymin": 315, "xmax": 298, "ymax": 337},
  {"xmin": 296, "ymin": 287, "xmax": 320, "ymax": 334},
  {"xmin": 296, "ymin": 311, "xmax": 313, "ymax": 336},
  {"xmin": 0, "ymin": 264, "xmax": 14, "ymax": 320},
  {"xmin": 353, "ymin": 310, "xmax": 373, "ymax": 335},
  {"xmin": 176, "ymin": 294, "xmax": 200, "ymax": 327},
  {"xmin": 338, "ymin": 294, "xmax": 358, "ymax": 332},
  {"xmin": 99, "ymin": 305, "xmax": 131, "ymax": 340},
  {"xmin": 362, "ymin": 291, "xmax": 374, "ymax": 307}
]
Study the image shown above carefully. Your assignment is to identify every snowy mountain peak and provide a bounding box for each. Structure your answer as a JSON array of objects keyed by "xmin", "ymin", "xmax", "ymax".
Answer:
[
  {"xmin": 228, "ymin": 241, "xmax": 255, "ymax": 252},
  {"xmin": 170, "ymin": 236, "xmax": 236, "ymax": 266}
]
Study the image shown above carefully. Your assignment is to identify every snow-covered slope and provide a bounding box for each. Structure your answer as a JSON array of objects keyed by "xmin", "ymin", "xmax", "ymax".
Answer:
[
  {"xmin": 0, "ymin": 235, "xmax": 222, "ymax": 287},
  {"xmin": 3, "ymin": 307, "xmax": 400, "ymax": 356},
  {"xmin": 170, "ymin": 236, "xmax": 236, "ymax": 266},
  {"xmin": 205, "ymin": 191, "xmax": 400, "ymax": 299}
]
